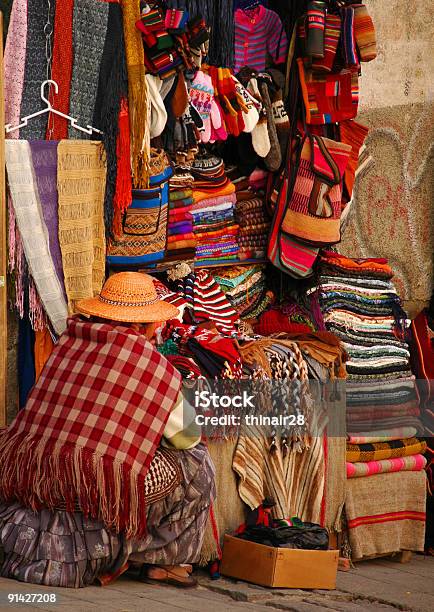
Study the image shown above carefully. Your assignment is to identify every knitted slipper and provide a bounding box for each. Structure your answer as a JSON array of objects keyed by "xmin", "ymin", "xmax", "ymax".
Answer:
[
  {"xmin": 248, "ymin": 78, "xmax": 270, "ymax": 158},
  {"xmin": 232, "ymin": 77, "xmax": 259, "ymax": 133},
  {"xmin": 258, "ymin": 79, "xmax": 282, "ymax": 172}
]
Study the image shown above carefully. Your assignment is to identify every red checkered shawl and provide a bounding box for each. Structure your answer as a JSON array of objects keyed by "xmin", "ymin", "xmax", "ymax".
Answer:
[{"xmin": 0, "ymin": 318, "xmax": 181, "ymax": 538}]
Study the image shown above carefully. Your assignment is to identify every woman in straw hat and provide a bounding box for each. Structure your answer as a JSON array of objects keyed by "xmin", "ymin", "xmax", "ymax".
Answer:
[{"xmin": 0, "ymin": 273, "xmax": 215, "ymax": 588}]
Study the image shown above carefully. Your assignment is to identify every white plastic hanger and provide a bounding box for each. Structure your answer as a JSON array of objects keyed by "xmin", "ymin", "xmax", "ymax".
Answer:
[{"xmin": 5, "ymin": 80, "xmax": 103, "ymax": 135}]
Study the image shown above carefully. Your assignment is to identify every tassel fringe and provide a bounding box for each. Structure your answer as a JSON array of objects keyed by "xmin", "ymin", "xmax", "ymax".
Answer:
[{"xmin": 0, "ymin": 431, "xmax": 147, "ymax": 539}]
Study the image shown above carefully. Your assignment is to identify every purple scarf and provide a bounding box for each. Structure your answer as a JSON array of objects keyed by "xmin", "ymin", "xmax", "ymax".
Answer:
[{"xmin": 29, "ymin": 141, "xmax": 66, "ymax": 296}]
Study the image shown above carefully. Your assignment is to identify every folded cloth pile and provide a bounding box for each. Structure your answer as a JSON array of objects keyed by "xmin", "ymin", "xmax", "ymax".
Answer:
[
  {"xmin": 169, "ymin": 269, "xmax": 239, "ymax": 335},
  {"xmin": 166, "ymin": 169, "xmax": 196, "ymax": 260},
  {"xmin": 314, "ymin": 251, "xmax": 425, "ymax": 480},
  {"xmin": 213, "ymin": 264, "xmax": 272, "ymax": 320},
  {"xmin": 191, "ymin": 156, "xmax": 239, "ymax": 265},
  {"xmin": 227, "ymin": 167, "xmax": 270, "ymax": 260}
]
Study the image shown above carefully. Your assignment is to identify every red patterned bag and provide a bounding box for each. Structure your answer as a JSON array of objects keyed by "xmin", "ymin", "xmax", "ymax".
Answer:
[{"xmin": 281, "ymin": 133, "xmax": 351, "ymax": 246}]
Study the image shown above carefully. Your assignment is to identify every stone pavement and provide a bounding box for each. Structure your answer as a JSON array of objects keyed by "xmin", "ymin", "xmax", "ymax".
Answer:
[{"xmin": 0, "ymin": 555, "xmax": 432, "ymax": 612}]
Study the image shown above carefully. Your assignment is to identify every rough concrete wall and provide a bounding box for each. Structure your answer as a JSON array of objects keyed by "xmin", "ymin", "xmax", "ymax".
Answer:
[{"xmin": 340, "ymin": 0, "xmax": 434, "ymax": 316}]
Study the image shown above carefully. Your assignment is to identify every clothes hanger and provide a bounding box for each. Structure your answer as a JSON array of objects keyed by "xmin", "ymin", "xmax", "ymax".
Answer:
[
  {"xmin": 5, "ymin": 80, "xmax": 103, "ymax": 136},
  {"xmin": 239, "ymin": 0, "xmax": 261, "ymax": 12}
]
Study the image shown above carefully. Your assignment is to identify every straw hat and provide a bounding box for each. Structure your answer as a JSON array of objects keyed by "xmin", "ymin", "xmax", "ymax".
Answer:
[{"xmin": 76, "ymin": 272, "xmax": 179, "ymax": 323}]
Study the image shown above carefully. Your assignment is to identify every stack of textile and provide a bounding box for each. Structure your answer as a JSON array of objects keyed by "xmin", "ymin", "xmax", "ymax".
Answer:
[
  {"xmin": 166, "ymin": 169, "xmax": 196, "ymax": 261},
  {"xmin": 315, "ymin": 252, "xmax": 425, "ymax": 472},
  {"xmin": 213, "ymin": 264, "xmax": 273, "ymax": 320},
  {"xmin": 191, "ymin": 156, "xmax": 239, "ymax": 265},
  {"xmin": 313, "ymin": 251, "xmax": 427, "ymax": 558},
  {"xmin": 227, "ymin": 167, "xmax": 270, "ymax": 261}
]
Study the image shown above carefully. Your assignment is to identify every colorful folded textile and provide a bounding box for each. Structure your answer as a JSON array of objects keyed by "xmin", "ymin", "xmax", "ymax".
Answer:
[
  {"xmin": 346, "ymin": 438, "xmax": 427, "ymax": 463},
  {"xmin": 346, "ymin": 454, "xmax": 427, "ymax": 479},
  {"xmin": 348, "ymin": 427, "xmax": 417, "ymax": 444},
  {"xmin": 345, "ymin": 470, "xmax": 426, "ymax": 560}
]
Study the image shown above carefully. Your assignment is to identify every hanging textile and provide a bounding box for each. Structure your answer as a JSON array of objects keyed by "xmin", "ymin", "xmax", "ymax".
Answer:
[
  {"xmin": 68, "ymin": 0, "xmax": 110, "ymax": 138},
  {"xmin": 57, "ymin": 141, "xmax": 107, "ymax": 314},
  {"xmin": 18, "ymin": 316, "xmax": 36, "ymax": 410},
  {"xmin": 5, "ymin": 140, "xmax": 68, "ymax": 335},
  {"xmin": 122, "ymin": 0, "xmax": 150, "ymax": 187},
  {"xmin": 19, "ymin": 0, "xmax": 56, "ymax": 140},
  {"xmin": 165, "ymin": 0, "xmax": 234, "ymax": 67},
  {"xmin": 34, "ymin": 328, "xmax": 54, "ymax": 381},
  {"xmin": 29, "ymin": 141, "xmax": 66, "ymax": 295},
  {"xmin": 93, "ymin": 1, "xmax": 129, "ymax": 235},
  {"xmin": 47, "ymin": 0, "xmax": 74, "ymax": 139},
  {"xmin": 4, "ymin": 0, "xmax": 27, "ymax": 138}
]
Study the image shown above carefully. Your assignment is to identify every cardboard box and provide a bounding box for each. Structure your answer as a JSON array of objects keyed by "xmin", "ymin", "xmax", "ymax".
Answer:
[{"xmin": 221, "ymin": 535, "xmax": 339, "ymax": 589}]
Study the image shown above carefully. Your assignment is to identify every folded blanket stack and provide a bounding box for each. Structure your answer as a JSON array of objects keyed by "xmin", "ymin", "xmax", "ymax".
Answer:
[
  {"xmin": 315, "ymin": 251, "xmax": 425, "ymax": 479},
  {"xmin": 213, "ymin": 264, "xmax": 272, "ymax": 320},
  {"xmin": 227, "ymin": 167, "xmax": 270, "ymax": 261},
  {"xmin": 191, "ymin": 156, "xmax": 239, "ymax": 265},
  {"xmin": 166, "ymin": 169, "xmax": 196, "ymax": 260}
]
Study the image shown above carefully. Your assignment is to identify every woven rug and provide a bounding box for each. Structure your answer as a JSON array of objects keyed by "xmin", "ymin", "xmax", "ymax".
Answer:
[
  {"xmin": 345, "ymin": 470, "xmax": 426, "ymax": 560},
  {"xmin": 57, "ymin": 141, "xmax": 106, "ymax": 314},
  {"xmin": 5, "ymin": 140, "xmax": 68, "ymax": 335}
]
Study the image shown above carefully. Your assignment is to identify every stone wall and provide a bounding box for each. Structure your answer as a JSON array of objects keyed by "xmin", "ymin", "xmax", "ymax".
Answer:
[{"xmin": 340, "ymin": 0, "xmax": 434, "ymax": 316}]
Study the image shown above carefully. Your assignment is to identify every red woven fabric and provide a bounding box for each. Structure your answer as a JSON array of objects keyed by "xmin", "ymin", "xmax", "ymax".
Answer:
[
  {"xmin": 47, "ymin": 0, "xmax": 74, "ymax": 139},
  {"xmin": 254, "ymin": 309, "xmax": 312, "ymax": 336},
  {"xmin": 0, "ymin": 317, "xmax": 181, "ymax": 538}
]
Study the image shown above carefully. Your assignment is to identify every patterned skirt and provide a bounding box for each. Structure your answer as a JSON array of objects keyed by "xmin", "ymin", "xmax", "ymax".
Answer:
[{"xmin": 0, "ymin": 445, "xmax": 215, "ymax": 588}]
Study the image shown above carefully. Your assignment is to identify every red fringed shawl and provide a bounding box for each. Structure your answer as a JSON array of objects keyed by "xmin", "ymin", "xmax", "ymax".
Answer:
[{"xmin": 0, "ymin": 318, "xmax": 181, "ymax": 538}]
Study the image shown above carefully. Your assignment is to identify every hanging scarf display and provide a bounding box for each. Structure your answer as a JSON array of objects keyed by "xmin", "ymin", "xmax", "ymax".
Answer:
[
  {"xmin": 122, "ymin": 0, "xmax": 150, "ymax": 187},
  {"xmin": 93, "ymin": 2, "xmax": 130, "ymax": 236},
  {"xmin": 68, "ymin": 0, "xmax": 110, "ymax": 138},
  {"xmin": 4, "ymin": 0, "xmax": 27, "ymax": 138},
  {"xmin": 57, "ymin": 141, "xmax": 107, "ymax": 314},
  {"xmin": 19, "ymin": 0, "xmax": 56, "ymax": 140},
  {"xmin": 5, "ymin": 140, "xmax": 68, "ymax": 335},
  {"xmin": 47, "ymin": 0, "xmax": 74, "ymax": 139}
]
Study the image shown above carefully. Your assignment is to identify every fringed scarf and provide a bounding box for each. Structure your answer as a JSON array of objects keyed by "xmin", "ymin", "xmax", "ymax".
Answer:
[
  {"xmin": 19, "ymin": 0, "xmax": 56, "ymax": 140},
  {"xmin": 122, "ymin": 0, "xmax": 150, "ymax": 187},
  {"xmin": 47, "ymin": 0, "xmax": 74, "ymax": 139},
  {"xmin": 68, "ymin": 0, "xmax": 110, "ymax": 138},
  {"xmin": 93, "ymin": 2, "xmax": 130, "ymax": 237},
  {"xmin": 4, "ymin": 0, "xmax": 27, "ymax": 138},
  {"xmin": 5, "ymin": 140, "xmax": 68, "ymax": 335},
  {"xmin": 29, "ymin": 141, "xmax": 66, "ymax": 296},
  {"xmin": 57, "ymin": 141, "xmax": 107, "ymax": 314},
  {"xmin": 0, "ymin": 318, "xmax": 182, "ymax": 539}
]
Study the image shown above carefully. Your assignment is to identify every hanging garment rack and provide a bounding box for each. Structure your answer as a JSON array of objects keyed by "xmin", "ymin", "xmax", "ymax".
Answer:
[{"xmin": 5, "ymin": 80, "xmax": 103, "ymax": 135}]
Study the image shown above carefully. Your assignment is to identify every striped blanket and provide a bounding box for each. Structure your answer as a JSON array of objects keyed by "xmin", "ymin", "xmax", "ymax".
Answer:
[
  {"xmin": 346, "ymin": 454, "xmax": 426, "ymax": 478},
  {"xmin": 345, "ymin": 470, "xmax": 426, "ymax": 559},
  {"xmin": 346, "ymin": 437, "xmax": 426, "ymax": 463}
]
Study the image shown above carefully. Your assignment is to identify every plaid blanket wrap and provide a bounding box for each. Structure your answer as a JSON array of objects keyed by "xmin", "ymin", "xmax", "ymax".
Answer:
[{"xmin": 0, "ymin": 318, "xmax": 182, "ymax": 538}]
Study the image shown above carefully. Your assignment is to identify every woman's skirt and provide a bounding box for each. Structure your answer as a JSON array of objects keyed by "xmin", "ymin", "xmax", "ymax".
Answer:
[{"xmin": 0, "ymin": 444, "xmax": 215, "ymax": 588}]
